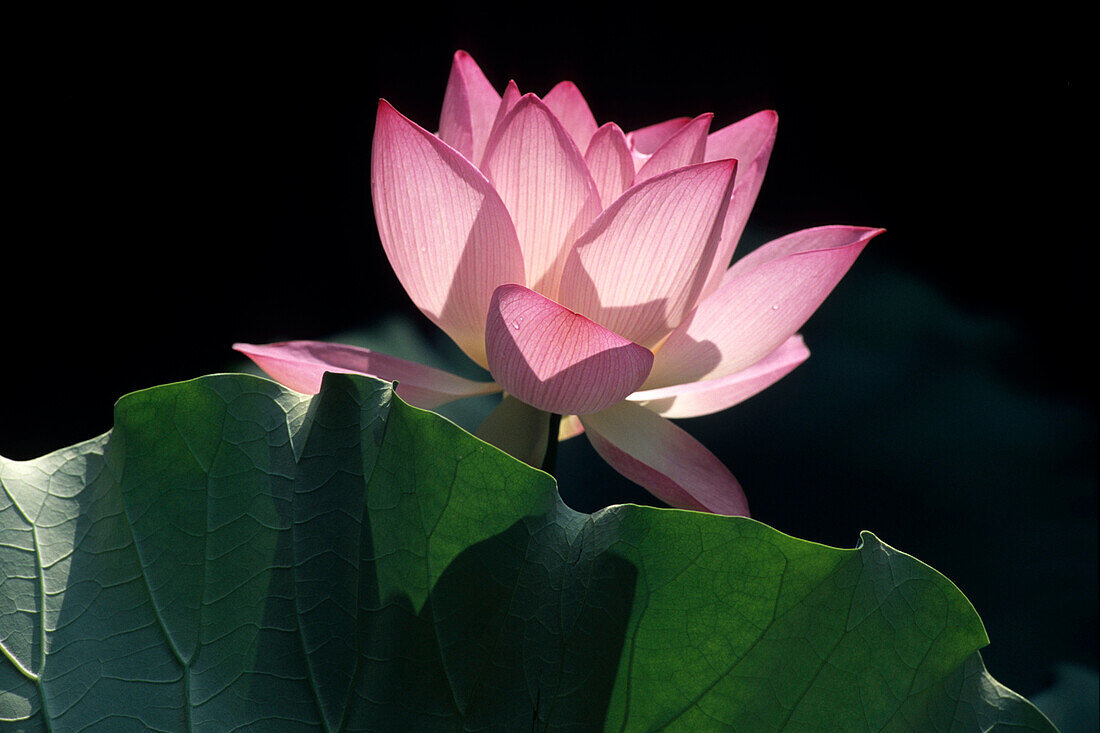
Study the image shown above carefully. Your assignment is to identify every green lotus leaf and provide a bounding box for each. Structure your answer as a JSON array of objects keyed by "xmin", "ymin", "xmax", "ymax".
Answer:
[{"xmin": 0, "ymin": 373, "xmax": 1054, "ymax": 731}]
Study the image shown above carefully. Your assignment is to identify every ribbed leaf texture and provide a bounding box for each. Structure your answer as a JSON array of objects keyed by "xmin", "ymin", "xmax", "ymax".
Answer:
[{"xmin": 0, "ymin": 373, "xmax": 1054, "ymax": 731}]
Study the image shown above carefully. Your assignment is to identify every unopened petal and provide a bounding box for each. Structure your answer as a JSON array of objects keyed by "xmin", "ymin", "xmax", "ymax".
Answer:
[
  {"xmin": 581, "ymin": 401, "xmax": 749, "ymax": 516},
  {"xmin": 647, "ymin": 226, "xmax": 883, "ymax": 387},
  {"xmin": 558, "ymin": 160, "xmax": 737, "ymax": 349},
  {"xmin": 584, "ymin": 122, "xmax": 635, "ymax": 208},
  {"xmin": 482, "ymin": 80, "xmax": 522, "ymax": 168},
  {"xmin": 481, "ymin": 94, "xmax": 603, "ymax": 297},
  {"xmin": 372, "ymin": 100, "xmax": 525, "ymax": 368},
  {"xmin": 634, "ymin": 113, "xmax": 712, "ymax": 183},
  {"xmin": 484, "ymin": 284, "xmax": 653, "ymax": 415},
  {"xmin": 481, "ymin": 94, "xmax": 602, "ymax": 297},
  {"xmin": 628, "ymin": 335, "xmax": 808, "ymax": 417},
  {"xmin": 233, "ymin": 341, "xmax": 501, "ymax": 408},
  {"xmin": 544, "ymin": 80, "xmax": 599, "ymax": 154},
  {"xmin": 437, "ymin": 50, "xmax": 501, "ymax": 165}
]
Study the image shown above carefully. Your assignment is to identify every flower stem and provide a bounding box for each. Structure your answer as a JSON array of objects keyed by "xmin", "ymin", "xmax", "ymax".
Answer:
[{"xmin": 541, "ymin": 413, "xmax": 561, "ymax": 476}]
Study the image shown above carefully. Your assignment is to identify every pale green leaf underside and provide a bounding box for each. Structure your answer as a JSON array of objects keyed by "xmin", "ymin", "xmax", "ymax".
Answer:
[{"xmin": 0, "ymin": 373, "xmax": 1054, "ymax": 731}]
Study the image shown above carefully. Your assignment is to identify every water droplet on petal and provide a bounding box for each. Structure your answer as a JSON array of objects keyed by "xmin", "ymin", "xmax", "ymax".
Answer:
[{"xmin": 771, "ymin": 304, "xmax": 779, "ymax": 311}]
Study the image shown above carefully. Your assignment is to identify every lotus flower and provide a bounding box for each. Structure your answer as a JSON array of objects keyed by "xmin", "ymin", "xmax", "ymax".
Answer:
[{"xmin": 235, "ymin": 51, "xmax": 882, "ymax": 516}]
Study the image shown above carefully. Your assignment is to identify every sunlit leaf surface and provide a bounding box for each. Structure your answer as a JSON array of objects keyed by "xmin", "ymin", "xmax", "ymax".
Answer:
[{"xmin": 0, "ymin": 373, "xmax": 1054, "ymax": 731}]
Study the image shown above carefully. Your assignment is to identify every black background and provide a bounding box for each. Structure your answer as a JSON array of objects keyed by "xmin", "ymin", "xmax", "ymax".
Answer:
[{"xmin": 4, "ymin": 7, "xmax": 1093, "ymax": 706}]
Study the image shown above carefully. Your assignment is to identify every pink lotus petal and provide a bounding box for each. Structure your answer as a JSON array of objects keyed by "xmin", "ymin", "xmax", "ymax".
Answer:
[
  {"xmin": 627, "ymin": 335, "xmax": 809, "ymax": 417},
  {"xmin": 625, "ymin": 117, "xmax": 692, "ymax": 172},
  {"xmin": 544, "ymin": 81, "xmax": 599, "ymax": 154},
  {"xmin": 437, "ymin": 50, "xmax": 501, "ymax": 165},
  {"xmin": 481, "ymin": 94, "xmax": 603, "ymax": 297},
  {"xmin": 482, "ymin": 80, "xmax": 522, "ymax": 168},
  {"xmin": 557, "ymin": 160, "xmax": 737, "ymax": 349},
  {"xmin": 233, "ymin": 341, "xmax": 501, "ymax": 408},
  {"xmin": 584, "ymin": 122, "xmax": 635, "ymax": 208},
  {"xmin": 372, "ymin": 100, "xmax": 526, "ymax": 368},
  {"xmin": 701, "ymin": 110, "xmax": 779, "ymax": 299},
  {"xmin": 646, "ymin": 226, "xmax": 883, "ymax": 387},
  {"xmin": 704, "ymin": 109, "xmax": 779, "ymax": 173},
  {"xmin": 484, "ymin": 284, "xmax": 653, "ymax": 415},
  {"xmin": 558, "ymin": 414, "xmax": 585, "ymax": 441},
  {"xmin": 581, "ymin": 401, "xmax": 749, "ymax": 516},
  {"xmin": 634, "ymin": 113, "xmax": 713, "ymax": 184},
  {"xmin": 626, "ymin": 117, "xmax": 693, "ymax": 155}
]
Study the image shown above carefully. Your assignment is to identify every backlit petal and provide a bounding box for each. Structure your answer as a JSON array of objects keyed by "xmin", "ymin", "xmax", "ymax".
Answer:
[
  {"xmin": 625, "ymin": 116, "xmax": 692, "ymax": 170},
  {"xmin": 544, "ymin": 81, "xmax": 599, "ymax": 154},
  {"xmin": 647, "ymin": 226, "xmax": 882, "ymax": 387},
  {"xmin": 634, "ymin": 113, "xmax": 712, "ymax": 183},
  {"xmin": 627, "ymin": 335, "xmax": 808, "ymax": 417},
  {"xmin": 485, "ymin": 284, "xmax": 653, "ymax": 415},
  {"xmin": 584, "ymin": 122, "xmax": 634, "ymax": 208},
  {"xmin": 437, "ymin": 50, "xmax": 501, "ymax": 165},
  {"xmin": 233, "ymin": 341, "xmax": 500, "ymax": 408},
  {"xmin": 701, "ymin": 110, "xmax": 779, "ymax": 299},
  {"xmin": 557, "ymin": 160, "xmax": 737, "ymax": 348},
  {"xmin": 581, "ymin": 401, "xmax": 749, "ymax": 516},
  {"xmin": 482, "ymin": 80, "xmax": 522, "ymax": 167},
  {"xmin": 558, "ymin": 414, "xmax": 585, "ymax": 441},
  {"xmin": 704, "ymin": 110, "xmax": 779, "ymax": 174},
  {"xmin": 481, "ymin": 94, "xmax": 603, "ymax": 298},
  {"xmin": 372, "ymin": 100, "xmax": 526, "ymax": 368}
]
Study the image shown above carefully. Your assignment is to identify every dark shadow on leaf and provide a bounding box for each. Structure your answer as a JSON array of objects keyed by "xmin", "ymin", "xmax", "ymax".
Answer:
[
  {"xmin": 422, "ymin": 515, "xmax": 636, "ymax": 729},
  {"xmin": 288, "ymin": 373, "xmax": 638, "ymax": 730},
  {"xmin": 340, "ymin": 515, "xmax": 636, "ymax": 730}
]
